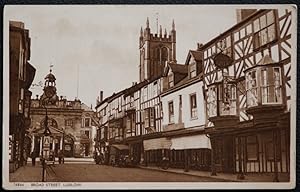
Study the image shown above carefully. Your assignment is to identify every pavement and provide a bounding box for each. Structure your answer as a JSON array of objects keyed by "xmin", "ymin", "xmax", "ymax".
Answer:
[{"xmin": 138, "ymin": 165, "xmax": 290, "ymax": 182}]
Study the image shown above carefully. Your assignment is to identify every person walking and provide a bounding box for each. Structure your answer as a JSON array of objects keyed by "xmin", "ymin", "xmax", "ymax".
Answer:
[
  {"xmin": 58, "ymin": 150, "xmax": 63, "ymax": 164},
  {"xmin": 31, "ymin": 151, "xmax": 36, "ymax": 166}
]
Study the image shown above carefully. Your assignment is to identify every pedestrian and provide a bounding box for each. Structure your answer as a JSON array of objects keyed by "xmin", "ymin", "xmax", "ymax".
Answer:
[
  {"xmin": 58, "ymin": 150, "xmax": 63, "ymax": 164},
  {"xmin": 31, "ymin": 151, "xmax": 36, "ymax": 166},
  {"xmin": 23, "ymin": 150, "xmax": 28, "ymax": 166}
]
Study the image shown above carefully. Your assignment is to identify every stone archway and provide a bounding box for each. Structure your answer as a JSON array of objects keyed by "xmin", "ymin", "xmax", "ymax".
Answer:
[{"xmin": 64, "ymin": 134, "xmax": 75, "ymax": 157}]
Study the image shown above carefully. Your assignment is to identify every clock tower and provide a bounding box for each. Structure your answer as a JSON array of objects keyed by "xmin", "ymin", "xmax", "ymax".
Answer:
[{"xmin": 40, "ymin": 69, "xmax": 59, "ymax": 106}]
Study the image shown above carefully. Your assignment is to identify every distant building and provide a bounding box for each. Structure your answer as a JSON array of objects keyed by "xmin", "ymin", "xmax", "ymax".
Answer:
[
  {"xmin": 9, "ymin": 21, "xmax": 36, "ymax": 172},
  {"xmin": 30, "ymin": 70, "xmax": 96, "ymax": 158}
]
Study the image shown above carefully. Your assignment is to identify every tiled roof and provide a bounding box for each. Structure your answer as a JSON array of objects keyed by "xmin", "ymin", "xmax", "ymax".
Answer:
[
  {"xmin": 189, "ymin": 50, "xmax": 202, "ymax": 61},
  {"xmin": 257, "ymin": 54, "xmax": 276, "ymax": 65},
  {"xmin": 168, "ymin": 63, "xmax": 188, "ymax": 75}
]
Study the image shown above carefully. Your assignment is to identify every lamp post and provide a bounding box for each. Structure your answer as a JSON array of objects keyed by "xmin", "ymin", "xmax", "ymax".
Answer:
[
  {"xmin": 62, "ymin": 126, "xmax": 65, "ymax": 164},
  {"xmin": 41, "ymin": 104, "xmax": 51, "ymax": 182}
]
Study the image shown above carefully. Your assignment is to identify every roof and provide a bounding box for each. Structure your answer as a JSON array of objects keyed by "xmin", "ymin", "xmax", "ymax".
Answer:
[
  {"xmin": 161, "ymin": 74, "xmax": 202, "ymax": 96},
  {"xmin": 168, "ymin": 63, "xmax": 188, "ymax": 75},
  {"xmin": 81, "ymin": 103, "xmax": 94, "ymax": 112},
  {"xmin": 189, "ymin": 50, "xmax": 202, "ymax": 61},
  {"xmin": 257, "ymin": 54, "xmax": 276, "ymax": 65},
  {"xmin": 45, "ymin": 71, "xmax": 56, "ymax": 82}
]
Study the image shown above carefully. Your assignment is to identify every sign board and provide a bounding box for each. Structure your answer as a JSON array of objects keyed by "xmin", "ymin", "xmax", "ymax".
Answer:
[{"xmin": 43, "ymin": 136, "xmax": 51, "ymax": 149}]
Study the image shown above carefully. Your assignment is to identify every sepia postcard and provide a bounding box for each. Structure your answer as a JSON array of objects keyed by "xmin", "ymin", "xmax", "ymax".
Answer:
[{"xmin": 2, "ymin": 4, "xmax": 297, "ymax": 190}]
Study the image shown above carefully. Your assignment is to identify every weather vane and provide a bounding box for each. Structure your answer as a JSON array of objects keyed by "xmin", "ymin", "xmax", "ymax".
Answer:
[{"xmin": 50, "ymin": 63, "xmax": 54, "ymax": 73}]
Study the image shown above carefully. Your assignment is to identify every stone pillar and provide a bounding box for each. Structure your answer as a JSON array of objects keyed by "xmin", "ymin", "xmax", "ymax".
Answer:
[
  {"xmin": 184, "ymin": 149, "xmax": 189, "ymax": 172},
  {"xmin": 237, "ymin": 136, "xmax": 245, "ymax": 179},
  {"xmin": 273, "ymin": 129, "xmax": 279, "ymax": 182},
  {"xmin": 211, "ymin": 138, "xmax": 217, "ymax": 176},
  {"xmin": 39, "ymin": 137, "xmax": 43, "ymax": 156},
  {"xmin": 52, "ymin": 137, "xmax": 55, "ymax": 151},
  {"xmin": 31, "ymin": 135, "xmax": 35, "ymax": 153},
  {"xmin": 60, "ymin": 137, "xmax": 63, "ymax": 150}
]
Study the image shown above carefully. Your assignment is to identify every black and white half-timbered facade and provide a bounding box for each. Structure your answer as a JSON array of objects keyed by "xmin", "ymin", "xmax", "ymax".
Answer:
[{"xmin": 200, "ymin": 9, "xmax": 292, "ymax": 180}]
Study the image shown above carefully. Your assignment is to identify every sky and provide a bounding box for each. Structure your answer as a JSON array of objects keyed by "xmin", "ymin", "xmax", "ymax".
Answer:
[{"xmin": 5, "ymin": 5, "xmax": 239, "ymax": 108}]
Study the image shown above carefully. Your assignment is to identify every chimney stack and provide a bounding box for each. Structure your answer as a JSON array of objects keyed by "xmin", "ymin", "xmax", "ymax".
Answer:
[
  {"xmin": 197, "ymin": 43, "xmax": 203, "ymax": 51},
  {"xmin": 236, "ymin": 9, "xmax": 257, "ymax": 23},
  {"xmin": 100, "ymin": 91, "xmax": 103, "ymax": 102}
]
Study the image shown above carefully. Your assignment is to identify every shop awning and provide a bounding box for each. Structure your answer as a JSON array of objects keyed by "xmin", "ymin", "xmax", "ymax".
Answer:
[
  {"xmin": 143, "ymin": 137, "xmax": 172, "ymax": 151},
  {"xmin": 111, "ymin": 144, "xmax": 129, "ymax": 150},
  {"xmin": 171, "ymin": 134, "xmax": 211, "ymax": 150}
]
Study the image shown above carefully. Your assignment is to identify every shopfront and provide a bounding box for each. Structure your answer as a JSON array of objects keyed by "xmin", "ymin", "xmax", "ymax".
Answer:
[{"xmin": 143, "ymin": 137, "xmax": 172, "ymax": 166}]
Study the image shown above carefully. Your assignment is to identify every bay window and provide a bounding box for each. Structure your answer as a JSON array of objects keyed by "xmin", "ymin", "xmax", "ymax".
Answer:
[
  {"xmin": 207, "ymin": 75, "xmax": 237, "ymax": 119},
  {"xmin": 245, "ymin": 55, "xmax": 283, "ymax": 108}
]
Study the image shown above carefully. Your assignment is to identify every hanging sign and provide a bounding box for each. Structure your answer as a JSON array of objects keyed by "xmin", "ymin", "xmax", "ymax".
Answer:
[{"xmin": 213, "ymin": 52, "xmax": 233, "ymax": 69}]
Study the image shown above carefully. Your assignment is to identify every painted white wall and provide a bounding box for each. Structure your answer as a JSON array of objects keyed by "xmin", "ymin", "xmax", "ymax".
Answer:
[{"xmin": 162, "ymin": 80, "xmax": 205, "ymax": 128}]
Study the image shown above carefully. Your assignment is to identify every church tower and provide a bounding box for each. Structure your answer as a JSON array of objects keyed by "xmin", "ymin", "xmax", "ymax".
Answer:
[{"xmin": 139, "ymin": 18, "xmax": 177, "ymax": 82}]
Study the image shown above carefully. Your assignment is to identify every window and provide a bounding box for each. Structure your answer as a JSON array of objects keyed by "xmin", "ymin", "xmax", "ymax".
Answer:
[
  {"xmin": 144, "ymin": 109, "xmax": 149, "ymax": 127},
  {"xmin": 168, "ymin": 73, "xmax": 174, "ymax": 88},
  {"xmin": 246, "ymin": 70, "xmax": 258, "ymax": 107},
  {"xmin": 84, "ymin": 130, "xmax": 90, "ymax": 138},
  {"xmin": 103, "ymin": 107, "xmax": 106, "ymax": 116},
  {"xmin": 161, "ymin": 47, "xmax": 168, "ymax": 65},
  {"xmin": 189, "ymin": 62, "xmax": 197, "ymax": 78},
  {"xmin": 207, "ymin": 86, "xmax": 217, "ymax": 117},
  {"xmin": 168, "ymin": 101, "xmax": 174, "ymax": 123},
  {"xmin": 19, "ymin": 49, "xmax": 24, "ymax": 80},
  {"xmin": 84, "ymin": 118, "xmax": 91, "ymax": 127},
  {"xmin": 190, "ymin": 94, "xmax": 197, "ymax": 119},
  {"xmin": 150, "ymin": 107, "xmax": 155, "ymax": 127},
  {"xmin": 143, "ymin": 87, "xmax": 147, "ymax": 102},
  {"xmin": 246, "ymin": 135, "xmax": 258, "ymax": 161},
  {"xmin": 261, "ymin": 68, "xmax": 268, "ymax": 103},
  {"xmin": 65, "ymin": 119, "xmax": 73, "ymax": 127},
  {"xmin": 274, "ymin": 67, "xmax": 282, "ymax": 103},
  {"xmin": 216, "ymin": 36, "xmax": 232, "ymax": 57},
  {"xmin": 253, "ymin": 11, "xmax": 276, "ymax": 49},
  {"xmin": 18, "ymin": 88, "xmax": 24, "ymax": 113},
  {"xmin": 153, "ymin": 81, "xmax": 158, "ymax": 97}
]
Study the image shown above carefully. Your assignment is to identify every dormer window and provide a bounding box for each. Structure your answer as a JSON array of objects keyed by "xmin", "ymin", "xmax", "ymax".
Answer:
[
  {"xmin": 189, "ymin": 61, "xmax": 197, "ymax": 78},
  {"xmin": 168, "ymin": 73, "xmax": 174, "ymax": 88}
]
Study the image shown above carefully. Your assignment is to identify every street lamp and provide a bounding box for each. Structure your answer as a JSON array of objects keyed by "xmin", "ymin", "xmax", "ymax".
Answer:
[
  {"xmin": 62, "ymin": 126, "xmax": 65, "ymax": 164},
  {"xmin": 41, "ymin": 103, "xmax": 51, "ymax": 182}
]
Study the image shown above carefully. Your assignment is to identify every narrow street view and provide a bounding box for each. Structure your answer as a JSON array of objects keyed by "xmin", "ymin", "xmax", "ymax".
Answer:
[{"xmin": 4, "ymin": 4, "xmax": 295, "ymax": 190}]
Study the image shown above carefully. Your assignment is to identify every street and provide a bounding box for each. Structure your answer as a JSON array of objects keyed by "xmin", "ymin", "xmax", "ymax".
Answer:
[{"xmin": 9, "ymin": 158, "xmax": 225, "ymax": 182}]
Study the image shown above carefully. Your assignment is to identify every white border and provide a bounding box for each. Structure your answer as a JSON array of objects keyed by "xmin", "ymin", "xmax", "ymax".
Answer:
[{"xmin": 2, "ymin": 4, "xmax": 297, "ymax": 190}]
